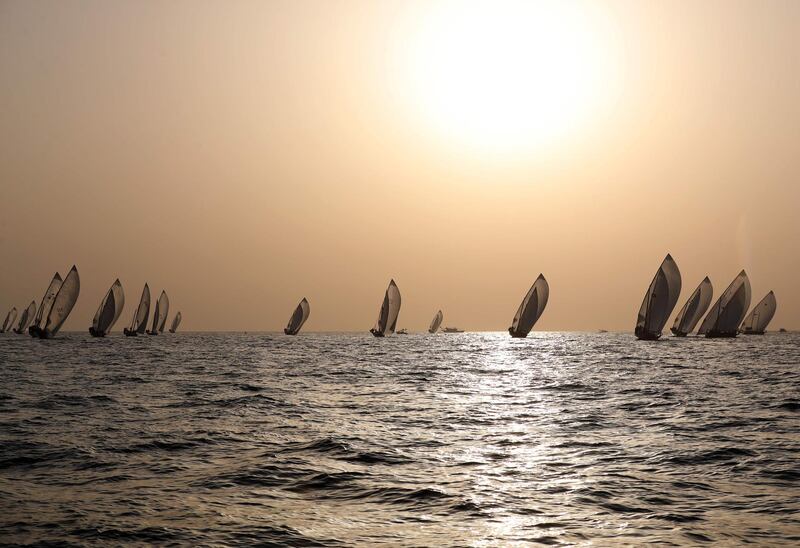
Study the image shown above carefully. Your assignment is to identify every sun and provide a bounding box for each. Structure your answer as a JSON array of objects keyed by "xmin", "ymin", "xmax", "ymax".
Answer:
[{"xmin": 398, "ymin": 1, "xmax": 618, "ymax": 155}]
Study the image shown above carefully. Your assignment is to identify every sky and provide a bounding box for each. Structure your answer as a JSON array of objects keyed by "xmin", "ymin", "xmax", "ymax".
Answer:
[{"xmin": 1, "ymin": 0, "xmax": 799, "ymax": 332}]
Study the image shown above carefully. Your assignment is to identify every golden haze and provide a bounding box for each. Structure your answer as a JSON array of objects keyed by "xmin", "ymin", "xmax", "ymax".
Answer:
[{"xmin": 1, "ymin": 1, "xmax": 798, "ymax": 332}]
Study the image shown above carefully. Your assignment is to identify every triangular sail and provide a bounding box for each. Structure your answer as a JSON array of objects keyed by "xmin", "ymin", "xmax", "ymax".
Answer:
[
  {"xmin": 2, "ymin": 307, "xmax": 17, "ymax": 332},
  {"xmin": 15, "ymin": 301, "xmax": 37, "ymax": 333},
  {"xmin": 509, "ymin": 274, "xmax": 549, "ymax": 338},
  {"xmin": 169, "ymin": 311, "xmax": 182, "ymax": 333},
  {"xmin": 740, "ymin": 291, "xmax": 776, "ymax": 334},
  {"xmin": 33, "ymin": 273, "xmax": 63, "ymax": 329},
  {"xmin": 151, "ymin": 291, "xmax": 169, "ymax": 333},
  {"xmin": 698, "ymin": 270, "xmax": 751, "ymax": 337},
  {"xmin": 429, "ymin": 310, "xmax": 443, "ymax": 333},
  {"xmin": 93, "ymin": 279, "xmax": 125, "ymax": 334},
  {"xmin": 43, "ymin": 265, "xmax": 80, "ymax": 337},
  {"xmin": 130, "ymin": 284, "xmax": 151, "ymax": 333},
  {"xmin": 671, "ymin": 277, "xmax": 713, "ymax": 336},
  {"xmin": 372, "ymin": 280, "xmax": 401, "ymax": 336},
  {"xmin": 285, "ymin": 298, "xmax": 310, "ymax": 335},
  {"xmin": 635, "ymin": 254, "xmax": 682, "ymax": 340}
]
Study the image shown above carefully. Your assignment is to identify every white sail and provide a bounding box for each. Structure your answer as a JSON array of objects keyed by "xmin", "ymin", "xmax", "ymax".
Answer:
[
  {"xmin": 150, "ymin": 291, "xmax": 169, "ymax": 333},
  {"xmin": 32, "ymin": 273, "xmax": 63, "ymax": 331},
  {"xmin": 635, "ymin": 254, "xmax": 682, "ymax": 340},
  {"xmin": 285, "ymin": 298, "xmax": 310, "ymax": 335},
  {"xmin": 509, "ymin": 274, "xmax": 549, "ymax": 338},
  {"xmin": 1, "ymin": 307, "xmax": 17, "ymax": 333},
  {"xmin": 740, "ymin": 291, "xmax": 776, "ymax": 334},
  {"xmin": 169, "ymin": 311, "xmax": 182, "ymax": 333},
  {"xmin": 671, "ymin": 277, "xmax": 713, "ymax": 336},
  {"xmin": 92, "ymin": 279, "xmax": 125, "ymax": 335},
  {"xmin": 129, "ymin": 284, "xmax": 151, "ymax": 334},
  {"xmin": 428, "ymin": 310, "xmax": 443, "ymax": 333},
  {"xmin": 698, "ymin": 270, "xmax": 751, "ymax": 337},
  {"xmin": 15, "ymin": 301, "xmax": 37, "ymax": 333},
  {"xmin": 371, "ymin": 279, "xmax": 401, "ymax": 336},
  {"xmin": 42, "ymin": 265, "xmax": 80, "ymax": 338}
]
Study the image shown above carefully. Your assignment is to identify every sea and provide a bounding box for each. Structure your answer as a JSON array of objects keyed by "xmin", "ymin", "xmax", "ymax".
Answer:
[{"xmin": 1, "ymin": 332, "xmax": 798, "ymax": 546}]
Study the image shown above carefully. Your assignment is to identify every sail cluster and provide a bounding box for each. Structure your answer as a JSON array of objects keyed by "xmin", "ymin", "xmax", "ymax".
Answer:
[
  {"xmin": 634, "ymin": 255, "xmax": 776, "ymax": 339},
  {"xmin": 0, "ymin": 265, "xmax": 183, "ymax": 340},
  {"xmin": 1, "ymin": 260, "xmax": 782, "ymax": 339}
]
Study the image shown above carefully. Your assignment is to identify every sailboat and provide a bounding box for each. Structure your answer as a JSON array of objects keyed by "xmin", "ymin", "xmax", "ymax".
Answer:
[
  {"xmin": 740, "ymin": 291, "xmax": 776, "ymax": 335},
  {"xmin": 147, "ymin": 290, "xmax": 169, "ymax": 335},
  {"xmin": 284, "ymin": 298, "xmax": 309, "ymax": 335},
  {"xmin": 169, "ymin": 311, "xmax": 182, "ymax": 333},
  {"xmin": 33, "ymin": 265, "xmax": 80, "ymax": 339},
  {"xmin": 635, "ymin": 254, "xmax": 682, "ymax": 340},
  {"xmin": 13, "ymin": 301, "xmax": 37, "ymax": 334},
  {"xmin": 428, "ymin": 310, "xmax": 443, "ymax": 334},
  {"xmin": 89, "ymin": 279, "xmax": 125, "ymax": 337},
  {"xmin": 124, "ymin": 284, "xmax": 151, "ymax": 336},
  {"xmin": 370, "ymin": 279, "xmax": 401, "ymax": 337},
  {"xmin": 29, "ymin": 272, "xmax": 63, "ymax": 337},
  {"xmin": 1, "ymin": 307, "xmax": 17, "ymax": 333},
  {"xmin": 697, "ymin": 270, "xmax": 751, "ymax": 338},
  {"xmin": 509, "ymin": 274, "xmax": 550, "ymax": 338},
  {"xmin": 670, "ymin": 277, "xmax": 713, "ymax": 336}
]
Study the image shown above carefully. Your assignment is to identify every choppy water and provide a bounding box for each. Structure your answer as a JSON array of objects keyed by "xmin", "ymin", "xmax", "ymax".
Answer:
[{"xmin": 1, "ymin": 332, "xmax": 798, "ymax": 546}]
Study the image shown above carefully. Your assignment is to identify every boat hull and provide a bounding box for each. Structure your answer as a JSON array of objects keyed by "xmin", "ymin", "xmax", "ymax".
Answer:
[
  {"xmin": 635, "ymin": 326, "xmax": 662, "ymax": 340},
  {"xmin": 670, "ymin": 328, "xmax": 688, "ymax": 337},
  {"xmin": 370, "ymin": 329, "xmax": 385, "ymax": 338},
  {"xmin": 123, "ymin": 328, "xmax": 138, "ymax": 337},
  {"xmin": 705, "ymin": 331, "xmax": 738, "ymax": 338},
  {"xmin": 89, "ymin": 327, "xmax": 106, "ymax": 337}
]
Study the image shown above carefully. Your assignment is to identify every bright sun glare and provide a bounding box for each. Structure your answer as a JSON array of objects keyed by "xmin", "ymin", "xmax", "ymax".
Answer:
[{"xmin": 402, "ymin": 1, "xmax": 617, "ymax": 155}]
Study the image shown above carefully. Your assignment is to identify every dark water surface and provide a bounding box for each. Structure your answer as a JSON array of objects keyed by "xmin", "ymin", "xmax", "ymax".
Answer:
[{"xmin": 1, "ymin": 332, "xmax": 798, "ymax": 546}]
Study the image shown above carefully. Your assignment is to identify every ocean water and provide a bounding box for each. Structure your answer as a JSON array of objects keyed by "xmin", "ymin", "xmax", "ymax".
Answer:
[{"xmin": 1, "ymin": 331, "xmax": 798, "ymax": 546}]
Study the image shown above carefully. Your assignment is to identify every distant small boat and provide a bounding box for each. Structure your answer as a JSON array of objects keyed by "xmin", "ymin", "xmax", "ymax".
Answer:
[
  {"xmin": 779, "ymin": 328, "xmax": 787, "ymax": 333},
  {"xmin": 671, "ymin": 276, "xmax": 713, "ymax": 337},
  {"xmin": 29, "ymin": 272, "xmax": 63, "ymax": 337},
  {"xmin": 635, "ymin": 254, "xmax": 681, "ymax": 340},
  {"xmin": 370, "ymin": 279, "xmax": 401, "ymax": 337},
  {"xmin": 147, "ymin": 290, "xmax": 169, "ymax": 335},
  {"xmin": 284, "ymin": 298, "xmax": 309, "ymax": 335},
  {"xmin": 33, "ymin": 265, "xmax": 80, "ymax": 339},
  {"xmin": 396, "ymin": 328, "xmax": 408, "ymax": 335},
  {"xmin": 89, "ymin": 279, "xmax": 125, "ymax": 337},
  {"xmin": 13, "ymin": 301, "xmax": 36, "ymax": 334},
  {"xmin": 598, "ymin": 329, "xmax": 608, "ymax": 333},
  {"xmin": 124, "ymin": 284, "xmax": 151, "ymax": 337},
  {"xmin": 740, "ymin": 291, "xmax": 776, "ymax": 335},
  {"xmin": 428, "ymin": 310, "xmax": 443, "ymax": 334},
  {"xmin": 169, "ymin": 311, "xmax": 182, "ymax": 333},
  {"xmin": 509, "ymin": 274, "xmax": 549, "ymax": 338},
  {"xmin": 698, "ymin": 270, "xmax": 751, "ymax": 338},
  {"xmin": 442, "ymin": 327, "xmax": 464, "ymax": 333},
  {"xmin": 1, "ymin": 307, "xmax": 17, "ymax": 333}
]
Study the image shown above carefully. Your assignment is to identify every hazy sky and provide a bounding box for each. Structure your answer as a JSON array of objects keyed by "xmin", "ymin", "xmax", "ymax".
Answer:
[{"xmin": 1, "ymin": 0, "xmax": 798, "ymax": 332}]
